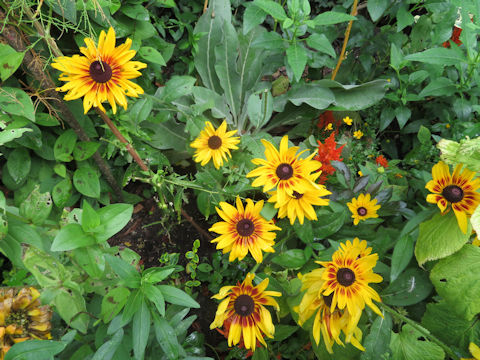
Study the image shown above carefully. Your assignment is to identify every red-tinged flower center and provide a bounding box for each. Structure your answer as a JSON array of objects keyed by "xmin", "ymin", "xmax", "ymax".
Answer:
[
  {"xmin": 442, "ymin": 185, "xmax": 464, "ymax": 203},
  {"xmin": 236, "ymin": 219, "xmax": 255, "ymax": 237},
  {"xmin": 208, "ymin": 135, "xmax": 222, "ymax": 149},
  {"xmin": 276, "ymin": 163, "xmax": 293, "ymax": 180},
  {"xmin": 357, "ymin": 207, "xmax": 367, "ymax": 216},
  {"xmin": 292, "ymin": 191, "xmax": 303, "ymax": 199},
  {"xmin": 323, "ymin": 293, "xmax": 333, "ymax": 308},
  {"xmin": 89, "ymin": 60, "xmax": 112, "ymax": 83},
  {"xmin": 234, "ymin": 294, "xmax": 255, "ymax": 316},
  {"xmin": 337, "ymin": 268, "xmax": 355, "ymax": 286}
]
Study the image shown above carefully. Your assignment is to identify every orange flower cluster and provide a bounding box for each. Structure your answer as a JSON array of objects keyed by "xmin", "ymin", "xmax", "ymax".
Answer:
[
  {"xmin": 315, "ymin": 132, "xmax": 344, "ymax": 184},
  {"xmin": 375, "ymin": 155, "xmax": 388, "ymax": 168}
]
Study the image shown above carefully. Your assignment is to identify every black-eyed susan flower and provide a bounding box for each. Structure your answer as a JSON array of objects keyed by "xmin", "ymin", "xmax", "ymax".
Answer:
[
  {"xmin": 316, "ymin": 242, "xmax": 383, "ymax": 333},
  {"xmin": 210, "ymin": 273, "xmax": 281, "ymax": 352},
  {"xmin": 51, "ymin": 27, "xmax": 146, "ymax": 114},
  {"xmin": 190, "ymin": 120, "xmax": 240, "ymax": 169},
  {"xmin": 246, "ymin": 136, "xmax": 321, "ymax": 204},
  {"xmin": 296, "ymin": 269, "xmax": 364, "ymax": 353},
  {"xmin": 268, "ymin": 173, "xmax": 331, "ymax": 225},
  {"xmin": 339, "ymin": 238, "xmax": 372, "ymax": 258},
  {"xmin": 347, "ymin": 193, "xmax": 381, "ymax": 225},
  {"xmin": 0, "ymin": 287, "xmax": 52, "ymax": 359},
  {"xmin": 426, "ymin": 161, "xmax": 480, "ymax": 234},
  {"xmin": 462, "ymin": 342, "xmax": 480, "ymax": 360},
  {"xmin": 209, "ymin": 196, "xmax": 281, "ymax": 263}
]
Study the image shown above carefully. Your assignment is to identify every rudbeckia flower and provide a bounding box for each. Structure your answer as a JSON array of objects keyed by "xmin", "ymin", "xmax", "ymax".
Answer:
[
  {"xmin": 246, "ymin": 136, "xmax": 321, "ymax": 204},
  {"xmin": 210, "ymin": 273, "xmax": 281, "ymax": 352},
  {"xmin": 209, "ymin": 196, "xmax": 281, "ymax": 263},
  {"xmin": 51, "ymin": 27, "xmax": 147, "ymax": 114},
  {"xmin": 190, "ymin": 120, "xmax": 240, "ymax": 169},
  {"xmin": 347, "ymin": 193, "xmax": 381, "ymax": 225},
  {"xmin": 426, "ymin": 161, "xmax": 480, "ymax": 234},
  {"xmin": 461, "ymin": 342, "xmax": 480, "ymax": 360}
]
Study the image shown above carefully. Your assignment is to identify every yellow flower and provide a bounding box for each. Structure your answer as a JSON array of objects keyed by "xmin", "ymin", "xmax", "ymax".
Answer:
[
  {"xmin": 246, "ymin": 135, "xmax": 321, "ymax": 204},
  {"xmin": 268, "ymin": 172, "xmax": 331, "ymax": 225},
  {"xmin": 51, "ymin": 27, "xmax": 146, "ymax": 114},
  {"xmin": 210, "ymin": 273, "xmax": 281, "ymax": 352},
  {"xmin": 426, "ymin": 161, "xmax": 480, "ymax": 234},
  {"xmin": 353, "ymin": 130, "xmax": 363, "ymax": 139},
  {"xmin": 190, "ymin": 120, "xmax": 240, "ymax": 169},
  {"xmin": 343, "ymin": 116, "xmax": 353, "ymax": 126},
  {"xmin": 0, "ymin": 287, "xmax": 52, "ymax": 360},
  {"xmin": 358, "ymin": 171, "xmax": 363, "ymax": 177},
  {"xmin": 347, "ymin": 193, "xmax": 381, "ymax": 225},
  {"xmin": 461, "ymin": 342, "xmax": 480, "ymax": 360},
  {"xmin": 473, "ymin": 237, "xmax": 480, "ymax": 246},
  {"xmin": 446, "ymin": 124, "xmax": 451, "ymax": 129},
  {"xmin": 325, "ymin": 123, "xmax": 333, "ymax": 131},
  {"xmin": 209, "ymin": 196, "xmax": 281, "ymax": 263}
]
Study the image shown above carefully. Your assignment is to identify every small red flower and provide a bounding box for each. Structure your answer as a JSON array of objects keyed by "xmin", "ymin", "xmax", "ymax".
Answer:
[
  {"xmin": 375, "ymin": 155, "xmax": 388, "ymax": 168},
  {"xmin": 317, "ymin": 110, "xmax": 342, "ymax": 130},
  {"xmin": 443, "ymin": 26, "xmax": 463, "ymax": 48},
  {"xmin": 315, "ymin": 132, "xmax": 344, "ymax": 184}
]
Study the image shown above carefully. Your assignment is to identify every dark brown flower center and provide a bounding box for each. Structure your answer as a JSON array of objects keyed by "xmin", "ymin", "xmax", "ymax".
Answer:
[
  {"xmin": 357, "ymin": 207, "xmax": 367, "ymax": 216},
  {"xmin": 89, "ymin": 60, "xmax": 112, "ymax": 83},
  {"xmin": 236, "ymin": 219, "xmax": 255, "ymax": 237},
  {"xmin": 208, "ymin": 135, "xmax": 222, "ymax": 149},
  {"xmin": 276, "ymin": 163, "xmax": 293, "ymax": 180},
  {"xmin": 323, "ymin": 293, "xmax": 333, "ymax": 308},
  {"xmin": 442, "ymin": 185, "xmax": 464, "ymax": 203},
  {"xmin": 234, "ymin": 294, "xmax": 255, "ymax": 317},
  {"xmin": 292, "ymin": 191, "xmax": 303, "ymax": 199},
  {"xmin": 336, "ymin": 268, "xmax": 356, "ymax": 287}
]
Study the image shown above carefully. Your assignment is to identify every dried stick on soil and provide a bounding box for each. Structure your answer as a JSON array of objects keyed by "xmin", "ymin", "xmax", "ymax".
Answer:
[{"xmin": 0, "ymin": 10, "xmax": 124, "ymax": 202}]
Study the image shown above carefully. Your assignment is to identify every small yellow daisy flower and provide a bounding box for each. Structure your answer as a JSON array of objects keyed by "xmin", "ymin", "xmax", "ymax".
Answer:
[
  {"xmin": 325, "ymin": 123, "xmax": 333, "ymax": 131},
  {"xmin": 358, "ymin": 171, "xmax": 363, "ymax": 177},
  {"xmin": 343, "ymin": 116, "xmax": 353, "ymax": 126},
  {"xmin": 353, "ymin": 130, "xmax": 363, "ymax": 139},
  {"xmin": 347, "ymin": 193, "xmax": 381, "ymax": 225},
  {"xmin": 190, "ymin": 120, "xmax": 240, "ymax": 169}
]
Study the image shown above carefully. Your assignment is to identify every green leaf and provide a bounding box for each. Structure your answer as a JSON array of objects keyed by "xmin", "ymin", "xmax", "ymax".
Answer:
[
  {"xmin": 52, "ymin": 178, "xmax": 72, "ymax": 208},
  {"xmin": 415, "ymin": 211, "xmax": 470, "ymax": 266},
  {"xmin": 133, "ymin": 299, "xmax": 151, "ymax": 360},
  {"xmin": 312, "ymin": 209, "xmax": 346, "ymax": 240},
  {"xmin": 243, "ymin": 4, "xmax": 267, "ymax": 35},
  {"xmin": 143, "ymin": 267, "xmax": 175, "ymax": 283},
  {"xmin": 395, "ymin": 106, "xmax": 411, "ymax": 129},
  {"xmin": 45, "ymin": 0, "xmax": 76, "ymax": 23},
  {"xmin": 101, "ymin": 287, "xmax": 131, "ymax": 323},
  {"xmin": 367, "ymin": 0, "xmax": 389, "ymax": 21},
  {"xmin": 92, "ymin": 329, "xmax": 124, "ymax": 360},
  {"xmin": 19, "ymin": 187, "xmax": 52, "ymax": 225},
  {"xmin": 54, "ymin": 129, "xmax": 78, "ymax": 162},
  {"xmin": 396, "ymin": 5, "xmax": 414, "ymax": 32},
  {"xmin": 419, "ymin": 77, "xmax": 457, "ymax": 97},
  {"xmin": 390, "ymin": 43, "xmax": 403, "ymax": 70},
  {"xmin": 390, "ymin": 324, "xmax": 444, "ymax": 360},
  {"xmin": 312, "ymin": 11, "xmax": 356, "ymax": 26},
  {"xmin": 105, "ymin": 254, "xmax": 141, "ymax": 288},
  {"xmin": 7, "ymin": 148, "xmax": 31, "ymax": 184},
  {"xmin": 247, "ymin": 90, "xmax": 274, "ymax": 129},
  {"xmin": 417, "ymin": 125, "xmax": 431, "ymax": 144},
  {"xmin": 4, "ymin": 340, "xmax": 66, "ymax": 360},
  {"xmin": 251, "ymin": 31, "xmax": 284, "ymax": 50},
  {"xmin": 81, "ymin": 201, "xmax": 101, "ymax": 233},
  {"xmin": 252, "ymin": 0, "xmax": 287, "ymax": 21},
  {"xmin": 163, "ymin": 76, "xmax": 197, "ymax": 102},
  {"xmin": 96, "ymin": 204, "xmax": 133, "ymax": 241},
  {"xmin": 51, "ymin": 224, "xmax": 96, "ymax": 251},
  {"xmin": 405, "ymin": 47, "xmax": 467, "ymax": 65},
  {"xmin": 430, "ymin": 244, "xmax": 480, "ymax": 320},
  {"xmin": 286, "ymin": 42, "xmax": 307, "ymax": 82},
  {"xmin": 0, "ymin": 128, "xmax": 32, "ymax": 146},
  {"xmin": 381, "ymin": 267, "xmax": 433, "ymax": 306},
  {"xmin": 73, "ymin": 245, "xmax": 105, "ymax": 278},
  {"xmin": 153, "ymin": 315, "xmax": 184, "ymax": 359},
  {"xmin": 73, "ymin": 141, "xmax": 101, "ymax": 161},
  {"xmin": 271, "ymin": 249, "xmax": 307, "ymax": 268},
  {"xmin": 288, "ymin": 83, "xmax": 335, "ymax": 109},
  {"xmin": 144, "ymin": 120, "xmax": 188, "ymax": 151},
  {"xmin": 55, "ymin": 289, "xmax": 89, "ymax": 333},
  {"xmin": 306, "ymin": 34, "xmax": 336, "ymax": 58},
  {"xmin": 0, "ymin": 44, "xmax": 24, "ymax": 81},
  {"xmin": 272, "ymin": 325, "xmax": 298, "ymax": 342},
  {"xmin": 390, "ymin": 235, "xmax": 414, "ymax": 282},
  {"xmin": 293, "ymin": 220, "xmax": 313, "ymax": 243},
  {"xmin": 73, "ymin": 167, "xmax": 100, "ymax": 198},
  {"xmin": 144, "ymin": 283, "xmax": 165, "ymax": 316},
  {"xmin": 121, "ymin": 4, "xmax": 150, "ymax": 21},
  {"xmin": 158, "ymin": 285, "xmax": 200, "ymax": 308},
  {"xmin": 360, "ymin": 314, "xmax": 392, "ymax": 360},
  {"xmin": 122, "ymin": 290, "xmax": 143, "ymax": 322},
  {"xmin": 138, "ymin": 46, "xmax": 166, "ymax": 66},
  {"xmin": 0, "ymin": 87, "xmax": 35, "ymax": 121}
]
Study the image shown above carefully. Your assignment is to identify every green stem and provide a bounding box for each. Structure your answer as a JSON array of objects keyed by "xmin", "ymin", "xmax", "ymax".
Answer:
[{"xmin": 379, "ymin": 303, "xmax": 460, "ymax": 360}]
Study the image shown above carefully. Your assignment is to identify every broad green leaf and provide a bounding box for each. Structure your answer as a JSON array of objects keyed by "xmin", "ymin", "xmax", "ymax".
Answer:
[
  {"xmin": 243, "ymin": 4, "xmax": 267, "ymax": 35},
  {"xmin": 430, "ymin": 244, "xmax": 480, "ymax": 320},
  {"xmin": 0, "ymin": 44, "xmax": 24, "ymax": 81},
  {"xmin": 143, "ymin": 267, "xmax": 175, "ymax": 283},
  {"xmin": 390, "ymin": 43, "xmax": 403, "ymax": 70},
  {"xmin": 55, "ymin": 289, "xmax": 89, "ymax": 333},
  {"xmin": 5, "ymin": 340, "xmax": 66, "ymax": 360},
  {"xmin": 390, "ymin": 324, "xmax": 444, "ymax": 360},
  {"xmin": 122, "ymin": 290, "xmax": 143, "ymax": 322},
  {"xmin": 81, "ymin": 201, "xmax": 101, "ymax": 233},
  {"xmin": 45, "ymin": 0, "xmax": 76, "ymax": 23},
  {"xmin": 7, "ymin": 148, "xmax": 31, "ymax": 184},
  {"xmin": 293, "ymin": 220, "xmax": 313, "ymax": 243},
  {"xmin": 415, "ymin": 211, "xmax": 470, "ymax": 266},
  {"xmin": 51, "ymin": 223, "xmax": 96, "ymax": 251},
  {"xmin": 419, "ymin": 77, "xmax": 457, "ymax": 97},
  {"xmin": 162, "ymin": 76, "xmax": 196, "ymax": 102},
  {"xmin": 438, "ymin": 137, "xmax": 480, "ymax": 172},
  {"xmin": 251, "ymin": 31, "xmax": 284, "ymax": 50},
  {"xmin": 105, "ymin": 254, "xmax": 141, "ymax": 288},
  {"xmin": 153, "ymin": 315, "xmax": 184, "ymax": 359},
  {"xmin": 288, "ymin": 83, "xmax": 335, "ymax": 109},
  {"xmin": 253, "ymin": 0, "xmax": 287, "ymax": 21},
  {"xmin": 272, "ymin": 325, "xmax": 298, "ymax": 342},
  {"xmin": 144, "ymin": 120, "xmax": 188, "ymax": 151},
  {"xmin": 417, "ymin": 125, "xmax": 431, "ymax": 144},
  {"xmin": 381, "ymin": 267, "xmax": 432, "ymax": 306},
  {"xmin": 73, "ymin": 167, "xmax": 100, "ymax": 198},
  {"xmin": 121, "ymin": 4, "xmax": 150, "ymax": 20},
  {"xmin": 396, "ymin": 5, "xmax": 414, "ymax": 32},
  {"xmin": 0, "ymin": 235, "xmax": 23, "ymax": 269},
  {"xmin": 144, "ymin": 282, "xmax": 165, "ymax": 316},
  {"xmin": 367, "ymin": 0, "xmax": 389, "ymax": 21},
  {"xmin": 405, "ymin": 47, "xmax": 467, "ymax": 65},
  {"xmin": 390, "ymin": 235, "xmax": 414, "ymax": 282},
  {"xmin": 271, "ymin": 249, "xmax": 307, "ymax": 268},
  {"xmin": 0, "ymin": 128, "xmax": 32, "ymax": 146},
  {"xmin": 52, "ymin": 178, "xmax": 72, "ymax": 208},
  {"xmin": 92, "ymin": 329, "xmax": 124, "ymax": 360},
  {"xmin": 306, "ymin": 34, "xmax": 336, "ymax": 58},
  {"xmin": 286, "ymin": 42, "xmax": 307, "ymax": 83},
  {"xmin": 360, "ymin": 314, "xmax": 392, "ymax": 360},
  {"xmin": 312, "ymin": 11, "xmax": 356, "ymax": 26},
  {"xmin": 73, "ymin": 141, "xmax": 101, "ymax": 161},
  {"xmin": 312, "ymin": 209, "xmax": 346, "ymax": 240},
  {"xmin": 158, "ymin": 285, "xmax": 200, "ymax": 308},
  {"xmin": 73, "ymin": 245, "xmax": 105, "ymax": 278},
  {"xmin": 101, "ymin": 287, "xmax": 131, "ymax": 322},
  {"xmin": 247, "ymin": 90, "xmax": 273, "ymax": 130},
  {"xmin": 0, "ymin": 88, "xmax": 35, "ymax": 121},
  {"xmin": 395, "ymin": 106, "xmax": 411, "ymax": 129},
  {"xmin": 19, "ymin": 187, "xmax": 52, "ymax": 225},
  {"xmin": 96, "ymin": 203, "xmax": 133, "ymax": 241},
  {"xmin": 54, "ymin": 129, "xmax": 78, "ymax": 162},
  {"xmin": 133, "ymin": 299, "xmax": 151, "ymax": 360}
]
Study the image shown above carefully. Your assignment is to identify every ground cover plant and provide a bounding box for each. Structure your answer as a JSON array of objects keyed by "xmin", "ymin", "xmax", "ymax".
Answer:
[{"xmin": 1, "ymin": 0, "xmax": 480, "ymax": 359}]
